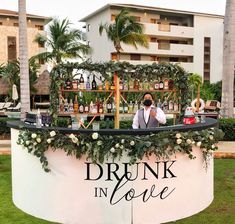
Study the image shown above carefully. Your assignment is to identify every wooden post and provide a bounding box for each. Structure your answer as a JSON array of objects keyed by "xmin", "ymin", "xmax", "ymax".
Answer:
[
  {"xmin": 196, "ymin": 84, "xmax": 200, "ymax": 112},
  {"xmin": 114, "ymin": 72, "xmax": 120, "ymax": 129}
]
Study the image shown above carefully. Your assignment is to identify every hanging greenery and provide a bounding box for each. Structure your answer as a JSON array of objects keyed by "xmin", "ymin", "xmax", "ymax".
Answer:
[
  {"xmin": 17, "ymin": 127, "xmax": 224, "ymax": 172},
  {"xmin": 49, "ymin": 61, "xmax": 191, "ymax": 125}
]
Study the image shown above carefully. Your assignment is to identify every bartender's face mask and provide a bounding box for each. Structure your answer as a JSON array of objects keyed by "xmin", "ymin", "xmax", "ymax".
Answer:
[{"xmin": 143, "ymin": 94, "xmax": 153, "ymax": 107}]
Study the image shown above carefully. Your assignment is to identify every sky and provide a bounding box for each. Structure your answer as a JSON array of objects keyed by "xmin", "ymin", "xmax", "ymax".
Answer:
[{"xmin": 0, "ymin": 0, "xmax": 226, "ymax": 27}]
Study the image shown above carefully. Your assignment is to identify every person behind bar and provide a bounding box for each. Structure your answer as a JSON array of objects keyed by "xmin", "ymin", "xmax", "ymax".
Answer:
[{"xmin": 132, "ymin": 92, "xmax": 166, "ymax": 129}]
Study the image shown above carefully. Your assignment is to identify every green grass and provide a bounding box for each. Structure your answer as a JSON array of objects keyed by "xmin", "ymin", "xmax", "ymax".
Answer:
[{"xmin": 0, "ymin": 156, "xmax": 235, "ymax": 224}]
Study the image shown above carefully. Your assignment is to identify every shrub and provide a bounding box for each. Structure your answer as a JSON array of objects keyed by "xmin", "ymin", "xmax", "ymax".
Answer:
[
  {"xmin": 219, "ymin": 118, "xmax": 235, "ymax": 141},
  {"xmin": 0, "ymin": 117, "xmax": 19, "ymax": 135}
]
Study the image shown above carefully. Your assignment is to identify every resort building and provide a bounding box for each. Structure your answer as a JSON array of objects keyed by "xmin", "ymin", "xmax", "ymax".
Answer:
[
  {"xmin": 0, "ymin": 9, "xmax": 50, "ymax": 66},
  {"xmin": 80, "ymin": 3, "xmax": 224, "ymax": 83}
]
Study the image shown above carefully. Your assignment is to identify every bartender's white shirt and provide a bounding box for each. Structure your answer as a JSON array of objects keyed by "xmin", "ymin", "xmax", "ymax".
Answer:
[{"xmin": 132, "ymin": 106, "xmax": 166, "ymax": 129}]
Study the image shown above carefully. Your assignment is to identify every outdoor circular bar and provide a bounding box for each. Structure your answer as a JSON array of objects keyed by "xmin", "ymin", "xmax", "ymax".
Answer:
[{"xmin": 8, "ymin": 118, "xmax": 219, "ymax": 224}]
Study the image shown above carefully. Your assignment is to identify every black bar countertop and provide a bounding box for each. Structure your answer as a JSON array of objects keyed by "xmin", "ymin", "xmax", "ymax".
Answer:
[{"xmin": 7, "ymin": 118, "xmax": 218, "ymax": 135}]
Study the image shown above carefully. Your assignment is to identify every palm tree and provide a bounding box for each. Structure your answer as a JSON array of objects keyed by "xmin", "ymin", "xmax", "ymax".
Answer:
[
  {"xmin": 221, "ymin": 0, "xmax": 235, "ymax": 118},
  {"xmin": 19, "ymin": 0, "xmax": 30, "ymax": 120},
  {"xmin": 99, "ymin": 9, "xmax": 149, "ymax": 60},
  {"xmin": 99, "ymin": 9, "xmax": 149, "ymax": 128},
  {"xmin": 34, "ymin": 18, "xmax": 90, "ymax": 65}
]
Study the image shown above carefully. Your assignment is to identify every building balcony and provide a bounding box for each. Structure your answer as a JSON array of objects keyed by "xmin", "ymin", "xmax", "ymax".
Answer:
[
  {"xmin": 142, "ymin": 23, "xmax": 194, "ymax": 38},
  {"xmin": 121, "ymin": 43, "xmax": 194, "ymax": 56}
]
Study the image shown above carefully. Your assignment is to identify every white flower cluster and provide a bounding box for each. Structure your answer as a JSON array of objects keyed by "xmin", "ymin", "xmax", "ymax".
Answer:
[{"xmin": 69, "ymin": 133, "xmax": 79, "ymax": 144}]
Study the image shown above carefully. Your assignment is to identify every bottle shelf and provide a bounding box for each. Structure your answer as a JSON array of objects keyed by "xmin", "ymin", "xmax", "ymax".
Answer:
[
  {"xmin": 60, "ymin": 89, "xmax": 115, "ymax": 93},
  {"xmin": 59, "ymin": 112, "xmax": 115, "ymax": 116},
  {"xmin": 120, "ymin": 89, "xmax": 176, "ymax": 93}
]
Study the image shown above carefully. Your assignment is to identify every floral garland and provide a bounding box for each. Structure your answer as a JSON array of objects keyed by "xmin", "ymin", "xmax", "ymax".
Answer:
[{"xmin": 17, "ymin": 128, "xmax": 224, "ymax": 172}]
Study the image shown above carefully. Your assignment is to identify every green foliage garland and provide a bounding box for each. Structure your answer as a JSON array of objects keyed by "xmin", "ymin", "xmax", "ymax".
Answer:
[
  {"xmin": 49, "ymin": 61, "xmax": 191, "ymax": 123},
  {"xmin": 17, "ymin": 128, "xmax": 224, "ymax": 172}
]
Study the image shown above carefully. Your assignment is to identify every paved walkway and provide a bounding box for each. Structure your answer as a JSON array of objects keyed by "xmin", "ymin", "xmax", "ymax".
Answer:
[{"xmin": 1, "ymin": 140, "xmax": 235, "ymax": 158}]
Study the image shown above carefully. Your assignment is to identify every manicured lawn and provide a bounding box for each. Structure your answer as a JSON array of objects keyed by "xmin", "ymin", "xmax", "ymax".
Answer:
[{"xmin": 0, "ymin": 156, "xmax": 235, "ymax": 224}]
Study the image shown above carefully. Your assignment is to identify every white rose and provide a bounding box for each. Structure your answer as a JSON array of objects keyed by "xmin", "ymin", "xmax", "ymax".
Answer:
[
  {"xmin": 69, "ymin": 134, "xmax": 76, "ymax": 139},
  {"xmin": 50, "ymin": 131, "xmax": 56, "ymax": 137},
  {"xmin": 176, "ymin": 139, "xmax": 182, "ymax": 144},
  {"xmin": 175, "ymin": 133, "xmax": 181, "ymax": 139},
  {"xmin": 33, "ymin": 142, "xmax": 37, "ymax": 146},
  {"xmin": 92, "ymin": 132, "xmax": 99, "ymax": 140},
  {"xmin": 209, "ymin": 135, "xmax": 214, "ymax": 140},
  {"xmin": 120, "ymin": 145, "xmax": 124, "ymax": 149},
  {"xmin": 72, "ymin": 137, "xmax": 78, "ymax": 144},
  {"xmin": 36, "ymin": 138, "xmax": 41, "ymax": 143},
  {"xmin": 211, "ymin": 144, "xmax": 215, "ymax": 149},
  {"xmin": 110, "ymin": 147, "xmax": 115, "ymax": 153},
  {"xmin": 192, "ymin": 141, "xmax": 195, "ymax": 145},
  {"xmin": 196, "ymin": 142, "xmax": 202, "ymax": 147},
  {"xmin": 47, "ymin": 138, "xmax": 52, "ymax": 144},
  {"xmin": 130, "ymin": 141, "xmax": 135, "ymax": 146},
  {"xmin": 121, "ymin": 139, "xmax": 125, "ymax": 144},
  {"xmin": 26, "ymin": 141, "xmax": 30, "ymax": 146},
  {"xmin": 31, "ymin": 133, "xmax": 37, "ymax": 139},
  {"xmin": 97, "ymin": 140, "xmax": 102, "ymax": 146},
  {"xmin": 115, "ymin": 143, "xmax": 120, "ymax": 148},
  {"xmin": 186, "ymin": 139, "xmax": 192, "ymax": 144}
]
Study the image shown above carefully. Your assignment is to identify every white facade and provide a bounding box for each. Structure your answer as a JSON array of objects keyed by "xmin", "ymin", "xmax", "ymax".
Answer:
[{"xmin": 80, "ymin": 4, "xmax": 224, "ymax": 83}]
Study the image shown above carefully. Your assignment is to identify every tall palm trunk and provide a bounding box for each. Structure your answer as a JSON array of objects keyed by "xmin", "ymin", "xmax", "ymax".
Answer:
[
  {"xmin": 19, "ymin": 0, "xmax": 30, "ymax": 120},
  {"xmin": 221, "ymin": 0, "xmax": 235, "ymax": 118}
]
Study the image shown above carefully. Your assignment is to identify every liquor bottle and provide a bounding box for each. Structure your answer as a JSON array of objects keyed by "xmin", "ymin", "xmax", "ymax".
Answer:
[
  {"xmin": 168, "ymin": 100, "xmax": 174, "ymax": 111},
  {"xmin": 159, "ymin": 79, "xmax": 164, "ymax": 90},
  {"xmin": 59, "ymin": 98, "xmax": 64, "ymax": 112},
  {"xmin": 174, "ymin": 101, "xmax": 179, "ymax": 112},
  {"xmin": 90, "ymin": 101, "xmax": 95, "ymax": 113},
  {"xmin": 124, "ymin": 101, "xmax": 128, "ymax": 113},
  {"xmin": 69, "ymin": 99, "xmax": 74, "ymax": 112},
  {"xmin": 64, "ymin": 99, "xmax": 69, "ymax": 112},
  {"xmin": 79, "ymin": 74, "xmax": 85, "ymax": 90},
  {"xmin": 119, "ymin": 102, "xmax": 123, "ymax": 113},
  {"xmin": 129, "ymin": 80, "xmax": 134, "ymax": 90},
  {"xmin": 154, "ymin": 79, "xmax": 159, "ymax": 90},
  {"xmin": 73, "ymin": 95, "xmax": 78, "ymax": 113},
  {"xmin": 134, "ymin": 79, "xmax": 139, "ymax": 90},
  {"xmin": 139, "ymin": 81, "xmax": 143, "ymax": 91},
  {"xmin": 36, "ymin": 108, "xmax": 42, "ymax": 128},
  {"xmin": 99, "ymin": 101, "xmax": 103, "ymax": 113},
  {"xmin": 107, "ymin": 100, "xmax": 112, "ymax": 113},
  {"xmin": 143, "ymin": 82, "xmax": 149, "ymax": 90},
  {"xmin": 72, "ymin": 79, "xmax": 78, "ymax": 90},
  {"xmin": 133, "ymin": 101, "xmax": 138, "ymax": 113},
  {"xmin": 128, "ymin": 101, "xmax": 133, "ymax": 113},
  {"xmin": 123, "ymin": 80, "xmax": 128, "ymax": 90},
  {"xmin": 91, "ymin": 75, "xmax": 97, "ymax": 90},
  {"xmin": 93, "ymin": 99, "xmax": 98, "ymax": 113},
  {"xmin": 86, "ymin": 76, "xmax": 91, "ymax": 90},
  {"xmin": 66, "ymin": 78, "xmax": 71, "ymax": 90},
  {"xmin": 162, "ymin": 97, "xmax": 168, "ymax": 112},
  {"xmin": 110, "ymin": 78, "xmax": 115, "ymax": 90},
  {"xmin": 119, "ymin": 79, "xmax": 123, "ymax": 90},
  {"xmin": 164, "ymin": 78, "xmax": 169, "ymax": 90},
  {"xmin": 157, "ymin": 99, "xmax": 161, "ymax": 108},
  {"xmin": 79, "ymin": 99, "xmax": 84, "ymax": 113},
  {"xmin": 84, "ymin": 101, "xmax": 89, "ymax": 113},
  {"xmin": 149, "ymin": 80, "xmax": 154, "ymax": 91},
  {"xmin": 105, "ymin": 80, "xmax": 110, "ymax": 91},
  {"xmin": 98, "ymin": 76, "xmax": 103, "ymax": 90},
  {"xmin": 168, "ymin": 79, "xmax": 174, "ymax": 90}
]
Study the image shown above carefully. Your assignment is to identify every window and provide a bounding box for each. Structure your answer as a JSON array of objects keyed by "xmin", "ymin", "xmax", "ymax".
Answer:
[
  {"xmin": 133, "ymin": 16, "xmax": 140, "ymax": 22},
  {"xmin": 150, "ymin": 55, "xmax": 157, "ymax": 61},
  {"xmin": 203, "ymin": 37, "xmax": 211, "ymax": 82},
  {"xmin": 7, "ymin": 36, "xmax": 17, "ymax": 61},
  {"xmin": 39, "ymin": 58, "xmax": 45, "ymax": 65},
  {"xmin": 35, "ymin": 25, "xmax": 43, "ymax": 30},
  {"xmin": 111, "ymin": 14, "xmax": 116, "ymax": 21},
  {"xmin": 150, "ymin": 18, "xmax": 157, "ymax": 24},
  {"xmin": 130, "ymin": 54, "xmax": 141, "ymax": 60},
  {"xmin": 111, "ymin": 53, "xmax": 117, "ymax": 61},
  {"xmin": 38, "ymin": 42, "xmax": 44, "ymax": 48},
  {"xmin": 150, "ymin": 37, "xmax": 157, "ymax": 42},
  {"xmin": 13, "ymin": 23, "xmax": 19, "ymax": 27}
]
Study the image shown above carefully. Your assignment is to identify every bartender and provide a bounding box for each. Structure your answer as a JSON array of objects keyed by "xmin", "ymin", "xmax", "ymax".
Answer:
[{"xmin": 132, "ymin": 92, "xmax": 166, "ymax": 129}]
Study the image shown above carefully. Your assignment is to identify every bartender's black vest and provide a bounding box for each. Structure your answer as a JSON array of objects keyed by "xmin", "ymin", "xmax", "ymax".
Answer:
[{"xmin": 137, "ymin": 107, "xmax": 159, "ymax": 129}]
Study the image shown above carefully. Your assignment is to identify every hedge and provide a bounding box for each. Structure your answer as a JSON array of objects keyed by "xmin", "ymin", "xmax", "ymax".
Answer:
[{"xmin": 219, "ymin": 118, "xmax": 235, "ymax": 141}]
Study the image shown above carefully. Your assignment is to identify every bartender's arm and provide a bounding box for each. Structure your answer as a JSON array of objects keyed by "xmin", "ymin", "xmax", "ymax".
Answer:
[{"xmin": 150, "ymin": 108, "xmax": 166, "ymax": 124}]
